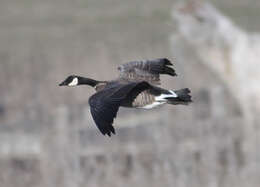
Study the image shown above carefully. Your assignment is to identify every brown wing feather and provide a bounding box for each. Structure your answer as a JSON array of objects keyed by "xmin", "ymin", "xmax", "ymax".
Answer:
[{"xmin": 118, "ymin": 58, "xmax": 177, "ymax": 85}]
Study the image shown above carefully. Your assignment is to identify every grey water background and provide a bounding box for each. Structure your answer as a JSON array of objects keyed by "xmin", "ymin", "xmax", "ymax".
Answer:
[{"xmin": 0, "ymin": 0, "xmax": 259, "ymax": 187}]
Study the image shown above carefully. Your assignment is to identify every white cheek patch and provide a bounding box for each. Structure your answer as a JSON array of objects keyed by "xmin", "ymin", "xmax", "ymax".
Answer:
[{"xmin": 68, "ymin": 77, "xmax": 78, "ymax": 86}]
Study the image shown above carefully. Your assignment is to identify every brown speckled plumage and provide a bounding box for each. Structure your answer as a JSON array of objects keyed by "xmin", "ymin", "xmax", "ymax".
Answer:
[{"xmin": 131, "ymin": 90, "xmax": 156, "ymax": 108}]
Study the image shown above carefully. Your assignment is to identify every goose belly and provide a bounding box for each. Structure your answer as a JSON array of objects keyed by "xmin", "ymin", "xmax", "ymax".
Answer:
[{"xmin": 132, "ymin": 91, "xmax": 165, "ymax": 109}]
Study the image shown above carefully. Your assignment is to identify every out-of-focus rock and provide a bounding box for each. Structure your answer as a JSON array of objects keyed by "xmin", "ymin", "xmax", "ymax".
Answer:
[
  {"xmin": 172, "ymin": 0, "xmax": 260, "ymax": 119},
  {"xmin": 171, "ymin": 1, "xmax": 260, "ymax": 186}
]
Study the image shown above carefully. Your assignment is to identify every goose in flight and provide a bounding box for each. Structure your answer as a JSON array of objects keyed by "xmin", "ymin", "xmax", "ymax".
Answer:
[{"xmin": 59, "ymin": 58, "xmax": 192, "ymax": 136}]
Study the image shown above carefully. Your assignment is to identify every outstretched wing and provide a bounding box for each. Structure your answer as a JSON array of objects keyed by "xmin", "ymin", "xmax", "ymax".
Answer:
[
  {"xmin": 88, "ymin": 81, "xmax": 151, "ymax": 136},
  {"xmin": 118, "ymin": 58, "xmax": 177, "ymax": 85}
]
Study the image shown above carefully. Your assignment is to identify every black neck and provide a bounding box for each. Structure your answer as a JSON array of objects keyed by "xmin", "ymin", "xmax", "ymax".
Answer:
[{"xmin": 77, "ymin": 76, "xmax": 101, "ymax": 87}]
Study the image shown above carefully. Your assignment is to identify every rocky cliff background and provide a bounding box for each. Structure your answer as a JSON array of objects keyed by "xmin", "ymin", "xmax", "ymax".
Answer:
[{"xmin": 0, "ymin": 0, "xmax": 259, "ymax": 187}]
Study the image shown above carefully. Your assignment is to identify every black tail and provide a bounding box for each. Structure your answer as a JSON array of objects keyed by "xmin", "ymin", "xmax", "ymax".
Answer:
[{"xmin": 166, "ymin": 88, "xmax": 192, "ymax": 105}]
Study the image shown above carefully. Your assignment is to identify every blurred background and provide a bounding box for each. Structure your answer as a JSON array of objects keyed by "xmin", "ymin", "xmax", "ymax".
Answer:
[{"xmin": 0, "ymin": 0, "xmax": 260, "ymax": 186}]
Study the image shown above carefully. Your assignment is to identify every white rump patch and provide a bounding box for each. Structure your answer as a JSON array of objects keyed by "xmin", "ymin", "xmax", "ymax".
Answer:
[
  {"xmin": 138, "ymin": 90, "xmax": 177, "ymax": 109},
  {"xmin": 68, "ymin": 77, "xmax": 78, "ymax": 86},
  {"xmin": 140, "ymin": 102, "xmax": 164, "ymax": 109},
  {"xmin": 155, "ymin": 90, "xmax": 177, "ymax": 101}
]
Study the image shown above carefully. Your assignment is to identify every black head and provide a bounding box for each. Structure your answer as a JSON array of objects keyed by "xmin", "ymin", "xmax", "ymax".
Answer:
[
  {"xmin": 59, "ymin": 75, "xmax": 79, "ymax": 86},
  {"xmin": 59, "ymin": 75, "xmax": 100, "ymax": 87}
]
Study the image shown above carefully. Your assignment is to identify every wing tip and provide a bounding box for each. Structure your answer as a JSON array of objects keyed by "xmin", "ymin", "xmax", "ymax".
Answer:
[
  {"xmin": 164, "ymin": 66, "xmax": 177, "ymax": 76},
  {"xmin": 99, "ymin": 125, "xmax": 116, "ymax": 137},
  {"xmin": 162, "ymin": 58, "xmax": 177, "ymax": 76},
  {"xmin": 161, "ymin": 58, "xmax": 173, "ymax": 66}
]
